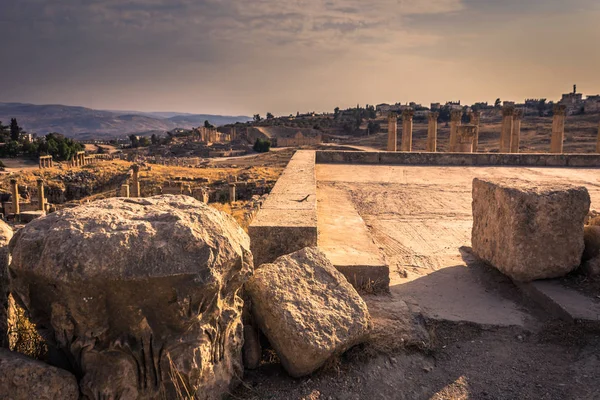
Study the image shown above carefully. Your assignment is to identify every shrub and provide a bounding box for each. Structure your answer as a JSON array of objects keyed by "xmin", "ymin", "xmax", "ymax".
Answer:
[{"xmin": 253, "ymin": 138, "xmax": 271, "ymax": 153}]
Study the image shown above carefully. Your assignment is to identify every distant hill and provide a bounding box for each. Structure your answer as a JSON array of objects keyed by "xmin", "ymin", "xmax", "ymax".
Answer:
[{"xmin": 0, "ymin": 102, "xmax": 252, "ymax": 140}]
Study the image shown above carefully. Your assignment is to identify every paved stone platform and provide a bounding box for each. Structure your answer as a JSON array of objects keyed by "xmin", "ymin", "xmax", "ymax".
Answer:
[{"xmin": 316, "ymin": 163, "xmax": 600, "ymax": 326}]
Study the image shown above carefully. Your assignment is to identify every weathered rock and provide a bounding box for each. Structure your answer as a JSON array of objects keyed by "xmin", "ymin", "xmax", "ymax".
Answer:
[
  {"xmin": 583, "ymin": 225, "xmax": 600, "ymax": 262},
  {"xmin": 242, "ymin": 325, "xmax": 261, "ymax": 370},
  {"xmin": 0, "ymin": 348, "xmax": 78, "ymax": 400},
  {"xmin": 246, "ymin": 247, "xmax": 371, "ymax": 377},
  {"xmin": 9, "ymin": 195, "xmax": 253, "ymax": 399},
  {"xmin": 0, "ymin": 220, "xmax": 13, "ymax": 348},
  {"xmin": 472, "ymin": 178, "xmax": 590, "ymax": 282}
]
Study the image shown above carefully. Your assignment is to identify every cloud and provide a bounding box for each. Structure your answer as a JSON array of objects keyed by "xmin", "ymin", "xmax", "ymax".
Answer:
[{"xmin": 0, "ymin": 0, "xmax": 599, "ymax": 115}]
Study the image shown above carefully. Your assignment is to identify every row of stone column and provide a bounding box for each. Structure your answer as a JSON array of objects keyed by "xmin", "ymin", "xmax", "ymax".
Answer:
[
  {"xmin": 38, "ymin": 156, "xmax": 53, "ymax": 169},
  {"xmin": 9, "ymin": 179, "xmax": 47, "ymax": 217},
  {"xmin": 388, "ymin": 109, "xmax": 482, "ymax": 153},
  {"xmin": 386, "ymin": 104, "xmax": 575, "ymax": 154}
]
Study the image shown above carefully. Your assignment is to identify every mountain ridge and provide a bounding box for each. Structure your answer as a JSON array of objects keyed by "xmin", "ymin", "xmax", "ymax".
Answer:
[{"xmin": 0, "ymin": 102, "xmax": 252, "ymax": 140}]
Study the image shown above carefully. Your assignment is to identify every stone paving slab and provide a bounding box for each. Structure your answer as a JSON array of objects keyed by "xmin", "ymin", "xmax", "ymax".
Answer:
[
  {"xmin": 518, "ymin": 280, "xmax": 600, "ymax": 323},
  {"xmin": 317, "ymin": 183, "xmax": 389, "ymax": 291}
]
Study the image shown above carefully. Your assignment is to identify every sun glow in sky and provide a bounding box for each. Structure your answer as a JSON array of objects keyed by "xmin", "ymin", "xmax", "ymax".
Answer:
[{"xmin": 2, "ymin": 0, "xmax": 600, "ymax": 115}]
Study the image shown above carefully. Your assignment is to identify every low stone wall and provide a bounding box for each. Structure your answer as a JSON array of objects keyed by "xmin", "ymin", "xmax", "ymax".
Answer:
[
  {"xmin": 316, "ymin": 151, "xmax": 600, "ymax": 167},
  {"xmin": 248, "ymin": 150, "xmax": 318, "ymax": 266}
]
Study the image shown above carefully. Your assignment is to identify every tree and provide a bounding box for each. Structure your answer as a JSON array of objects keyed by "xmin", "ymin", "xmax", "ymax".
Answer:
[
  {"xmin": 10, "ymin": 118, "xmax": 20, "ymax": 141},
  {"xmin": 204, "ymin": 120, "xmax": 214, "ymax": 128},
  {"xmin": 129, "ymin": 134, "xmax": 140, "ymax": 148},
  {"xmin": 253, "ymin": 114, "xmax": 262, "ymax": 122},
  {"xmin": 494, "ymin": 98, "xmax": 501, "ymax": 108},
  {"xmin": 151, "ymin": 133, "xmax": 159, "ymax": 145},
  {"xmin": 266, "ymin": 112, "xmax": 274, "ymax": 120},
  {"xmin": 537, "ymin": 99, "xmax": 547, "ymax": 117},
  {"xmin": 334, "ymin": 107, "xmax": 340, "ymax": 119},
  {"xmin": 253, "ymin": 138, "xmax": 271, "ymax": 153}
]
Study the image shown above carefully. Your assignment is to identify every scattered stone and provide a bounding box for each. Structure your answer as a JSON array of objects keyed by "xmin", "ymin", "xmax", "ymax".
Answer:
[
  {"xmin": 0, "ymin": 348, "xmax": 78, "ymax": 400},
  {"xmin": 472, "ymin": 178, "xmax": 590, "ymax": 282},
  {"xmin": 0, "ymin": 221, "xmax": 12, "ymax": 348},
  {"xmin": 9, "ymin": 195, "xmax": 253, "ymax": 399},
  {"xmin": 246, "ymin": 247, "xmax": 371, "ymax": 377}
]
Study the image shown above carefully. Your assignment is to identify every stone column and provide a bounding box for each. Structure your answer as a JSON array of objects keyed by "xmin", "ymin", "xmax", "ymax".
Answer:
[
  {"xmin": 120, "ymin": 184, "xmax": 130, "ymax": 198},
  {"xmin": 426, "ymin": 112, "xmax": 439, "ymax": 152},
  {"xmin": 229, "ymin": 183, "xmax": 236, "ymax": 203},
  {"xmin": 550, "ymin": 105, "xmax": 566, "ymax": 154},
  {"xmin": 457, "ymin": 125, "xmax": 477, "ymax": 153},
  {"xmin": 39, "ymin": 157, "xmax": 43, "ymax": 169},
  {"xmin": 510, "ymin": 109, "xmax": 523, "ymax": 153},
  {"xmin": 596, "ymin": 121, "xmax": 600, "ymax": 154},
  {"xmin": 469, "ymin": 111, "xmax": 481, "ymax": 152},
  {"xmin": 449, "ymin": 110, "xmax": 463, "ymax": 152},
  {"xmin": 499, "ymin": 105, "xmax": 514, "ymax": 153},
  {"xmin": 37, "ymin": 179, "xmax": 46, "ymax": 211},
  {"xmin": 10, "ymin": 179, "xmax": 19, "ymax": 217},
  {"xmin": 131, "ymin": 165, "xmax": 141, "ymax": 198},
  {"xmin": 387, "ymin": 113, "xmax": 398, "ymax": 152},
  {"xmin": 401, "ymin": 109, "xmax": 414, "ymax": 152}
]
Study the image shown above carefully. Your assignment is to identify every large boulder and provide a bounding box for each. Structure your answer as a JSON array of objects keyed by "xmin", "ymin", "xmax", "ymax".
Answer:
[
  {"xmin": 246, "ymin": 247, "xmax": 371, "ymax": 377},
  {"xmin": 0, "ymin": 348, "xmax": 78, "ymax": 400},
  {"xmin": 472, "ymin": 178, "xmax": 590, "ymax": 282},
  {"xmin": 9, "ymin": 195, "xmax": 253, "ymax": 399},
  {"xmin": 0, "ymin": 220, "xmax": 13, "ymax": 348}
]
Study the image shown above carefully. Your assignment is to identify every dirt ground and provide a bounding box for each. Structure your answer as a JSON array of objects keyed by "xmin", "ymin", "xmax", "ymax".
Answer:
[{"xmin": 229, "ymin": 164, "xmax": 600, "ymax": 400}]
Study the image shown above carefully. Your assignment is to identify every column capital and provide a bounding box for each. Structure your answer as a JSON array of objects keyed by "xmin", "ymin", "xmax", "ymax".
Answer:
[
  {"xmin": 457, "ymin": 125, "xmax": 477, "ymax": 142},
  {"xmin": 428, "ymin": 111, "xmax": 439, "ymax": 121},
  {"xmin": 512, "ymin": 109, "xmax": 523, "ymax": 120},
  {"xmin": 388, "ymin": 112, "xmax": 397, "ymax": 122},
  {"xmin": 553, "ymin": 104, "xmax": 566, "ymax": 116},
  {"xmin": 502, "ymin": 105, "xmax": 515, "ymax": 117},
  {"xmin": 401, "ymin": 109, "xmax": 414, "ymax": 120},
  {"xmin": 450, "ymin": 109, "xmax": 463, "ymax": 121}
]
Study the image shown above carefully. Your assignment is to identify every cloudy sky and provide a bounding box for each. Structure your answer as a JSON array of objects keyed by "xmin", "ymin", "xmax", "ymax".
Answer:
[{"xmin": 1, "ymin": 0, "xmax": 599, "ymax": 116}]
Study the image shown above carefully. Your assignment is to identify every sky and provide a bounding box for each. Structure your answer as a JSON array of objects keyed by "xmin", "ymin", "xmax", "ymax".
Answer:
[{"xmin": 1, "ymin": 0, "xmax": 600, "ymax": 116}]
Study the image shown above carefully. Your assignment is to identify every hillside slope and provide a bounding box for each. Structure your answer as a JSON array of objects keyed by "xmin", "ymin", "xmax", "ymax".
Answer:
[{"xmin": 0, "ymin": 102, "xmax": 251, "ymax": 139}]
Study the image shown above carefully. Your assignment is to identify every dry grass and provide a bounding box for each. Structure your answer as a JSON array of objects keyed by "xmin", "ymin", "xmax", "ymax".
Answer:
[{"xmin": 7, "ymin": 294, "xmax": 47, "ymax": 360}]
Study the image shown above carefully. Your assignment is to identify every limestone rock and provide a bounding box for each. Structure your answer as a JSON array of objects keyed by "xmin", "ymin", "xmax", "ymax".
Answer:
[
  {"xmin": 0, "ymin": 220, "xmax": 13, "ymax": 348},
  {"xmin": 472, "ymin": 178, "xmax": 590, "ymax": 282},
  {"xmin": 9, "ymin": 195, "xmax": 253, "ymax": 399},
  {"xmin": 246, "ymin": 247, "xmax": 371, "ymax": 377},
  {"xmin": 583, "ymin": 225, "xmax": 600, "ymax": 262},
  {"xmin": 0, "ymin": 348, "xmax": 78, "ymax": 400},
  {"xmin": 242, "ymin": 325, "xmax": 261, "ymax": 370}
]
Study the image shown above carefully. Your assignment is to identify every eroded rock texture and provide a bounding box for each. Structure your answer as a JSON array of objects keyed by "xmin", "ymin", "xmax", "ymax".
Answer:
[
  {"xmin": 472, "ymin": 178, "xmax": 590, "ymax": 282},
  {"xmin": 9, "ymin": 195, "xmax": 252, "ymax": 399},
  {"xmin": 0, "ymin": 220, "xmax": 13, "ymax": 348},
  {"xmin": 246, "ymin": 247, "xmax": 371, "ymax": 377},
  {"xmin": 0, "ymin": 348, "xmax": 79, "ymax": 400}
]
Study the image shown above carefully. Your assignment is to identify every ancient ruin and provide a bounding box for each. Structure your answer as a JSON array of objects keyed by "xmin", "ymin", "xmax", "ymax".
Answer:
[
  {"xmin": 38, "ymin": 155, "xmax": 53, "ymax": 169},
  {"xmin": 457, "ymin": 125, "xmax": 477, "ymax": 153},
  {"xmin": 386, "ymin": 112, "xmax": 397, "ymax": 152},
  {"xmin": 510, "ymin": 109, "xmax": 523, "ymax": 153},
  {"xmin": 469, "ymin": 110, "xmax": 481, "ymax": 152},
  {"xmin": 400, "ymin": 109, "xmax": 414, "ymax": 152},
  {"xmin": 426, "ymin": 111, "xmax": 438, "ymax": 152},
  {"xmin": 9, "ymin": 196, "xmax": 252, "ymax": 399},
  {"xmin": 448, "ymin": 109, "xmax": 462, "ymax": 152},
  {"xmin": 551, "ymin": 104, "xmax": 567, "ymax": 153},
  {"xmin": 500, "ymin": 105, "xmax": 514, "ymax": 153}
]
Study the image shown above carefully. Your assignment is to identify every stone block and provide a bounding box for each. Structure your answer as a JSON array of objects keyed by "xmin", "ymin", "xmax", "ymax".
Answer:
[
  {"xmin": 246, "ymin": 248, "xmax": 371, "ymax": 377},
  {"xmin": 472, "ymin": 178, "xmax": 590, "ymax": 282}
]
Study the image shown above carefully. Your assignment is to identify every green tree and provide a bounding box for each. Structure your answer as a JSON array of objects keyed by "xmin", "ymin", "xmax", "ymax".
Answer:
[
  {"xmin": 204, "ymin": 120, "xmax": 214, "ymax": 128},
  {"xmin": 253, "ymin": 114, "xmax": 262, "ymax": 122},
  {"xmin": 151, "ymin": 133, "xmax": 159, "ymax": 145},
  {"xmin": 253, "ymin": 138, "xmax": 271, "ymax": 152},
  {"xmin": 334, "ymin": 107, "xmax": 340, "ymax": 119},
  {"xmin": 10, "ymin": 118, "xmax": 20, "ymax": 141},
  {"xmin": 129, "ymin": 134, "xmax": 140, "ymax": 148},
  {"xmin": 266, "ymin": 112, "xmax": 274, "ymax": 119},
  {"xmin": 494, "ymin": 98, "xmax": 501, "ymax": 108}
]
